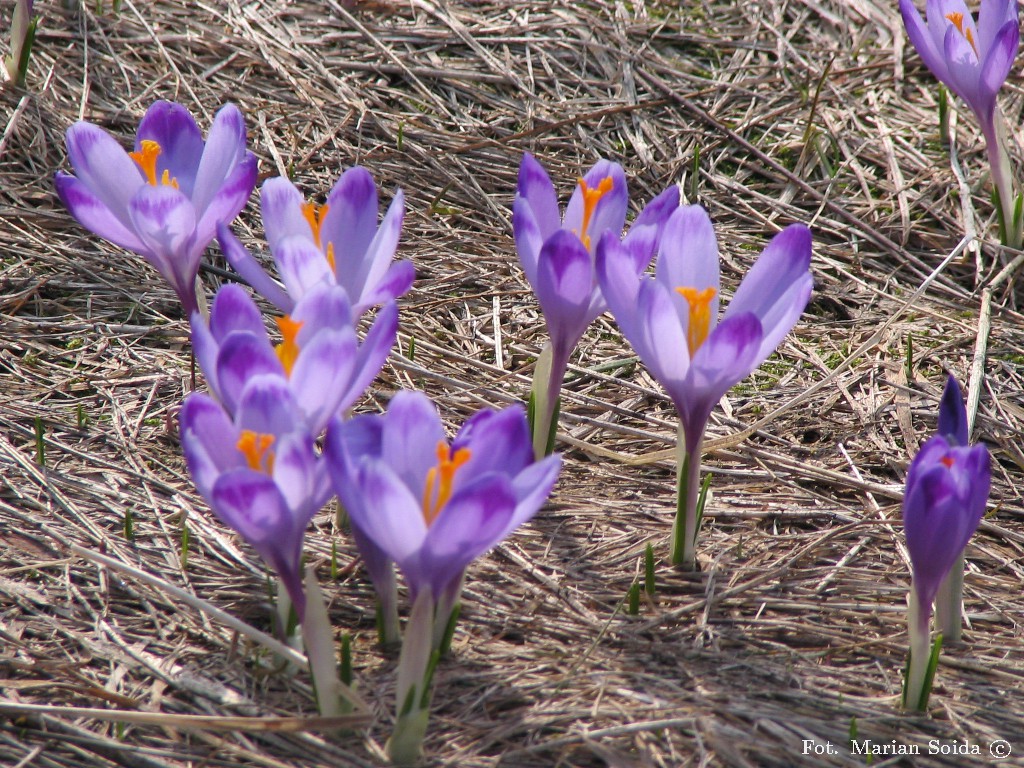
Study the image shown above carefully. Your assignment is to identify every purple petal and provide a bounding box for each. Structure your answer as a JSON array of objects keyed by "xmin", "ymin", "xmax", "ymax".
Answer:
[
  {"xmin": 290, "ymin": 282, "xmax": 353, "ymax": 341},
  {"xmin": 270, "ymin": 431, "xmax": 318, "ymax": 522},
  {"xmin": 535, "ymin": 229, "xmax": 598, "ymax": 357},
  {"xmin": 656, "ymin": 205, "xmax": 721, "ymax": 328},
  {"xmin": 194, "ymin": 153, "xmax": 258, "ymax": 251},
  {"xmin": 63, "ymin": 122, "xmax": 145, "ymax": 226},
  {"xmin": 516, "ymin": 153, "xmax": 561, "ymax": 240},
  {"xmin": 415, "ymin": 474, "xmax": 517, "ymax": 597},
  {"xmin": 453, "ymin": 405, "xmax": 534, "ymax": 482},
  {"xmin": 339, "ymin": 301, "xmax": 397, "ymax": 413},
  {"xmin": 322, "ymin": 167, "xmax": 380, "ymax": 287},
  {"xmin": 564, "ymin": 160, "xmax": 628, "ymax": 246},
  {"xmin": 261, "ymin": 176, "xmax": 311, "ymax": 250},
  {"xmin": 680, "ymin": 313, "xmax": 762, "ymax": 446},
  {"xmin": 217, "ymin": 223, "xmax": 293, "ymax": 313},
  {"xmin": 127, "ymin": 185, "xmax": 200, "ymax": 306},
  {"xmin": 180, "ymin": 392, "xmax": 244, "ymax": 497},
  {"xmin": 276, "ymin": 235, "xmax": 334, "ymax": 301},
  {"xmin": 978, "ymin": 0, "xmax": 1016, "ymax": 52},
  {"xmin": 508, "ymin": 454, "xmax": 562, "ymax": 531},
  {"xmin": 726, "ymin": 223, "xmax": 813, "ymax": 366},
  {"xmin": 381, "ymin": 390, "xmax": 446, "ymax": 496},
  {"xmin": 352, "ymin": 260, "xmax": 415, "ymax": 316},
  {"xmin": 345, "ymin": 189, "xmax": 405, "ymax": 307},
  {"xmin": 901, "ymin": 0, "xmax": 951, "ymax": 82},
  {"xmin": 235, "ymin": 373, "xmax": 305, "ymax": 436},
  {"xmin": 209, "ymin": 282, "xmax": 267, "ymax": 342},
  {"xmin": 290, "ymin": 330, "xmax": 358, "ymax": 433},
  {"xmin": 620, "ymin": 184, "xmax": 681, "ymax": 273},
  {"xmin": 513, "ymin": 194, "xmax": 545, "ymax": 288},
  {"xmin": 192, "ymin": 103, "xmax": 250, "ymax": 216},
  {"xmin": 979, "ymin": 21, "xmax": 1019, "ymax": 112},
  {"xmin": 211, "ymin": 470, "xmax": 307, "ymax": 618},
  {"xmin": 938, "ymin": 375, "xmax": 969, "ymax": 445},
  {"xmin": 216, "ymin": 333, "xmax": 286, "ymax": 415},
  {"xmin": 136, "ymin": 101, "xmax": 204, "ymax": 196},
  {"xmin": 347, "ymin": 459, "xmax": 427, "ymax": 564},
  {"xmin": 55, "ymin": 173, "xmax": 147, "ymax": 254}
]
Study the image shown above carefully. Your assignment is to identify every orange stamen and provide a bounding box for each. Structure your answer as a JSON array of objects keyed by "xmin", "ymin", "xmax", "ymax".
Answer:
[
  {"xmin": 940, "ymin": 456, "xmax": 955, "ymax": 468},
  {"xmin": 274, "ymin": 315, "xmax": 304, "ymax": 376},
  {"xmin": 129, "ymin": 140, "xmax": 179, "ymax": 188},
  {"xmin": 237, "ymin": 430, "xmax": 276, "ymax": 474},
  {"xmin": 945, "ymin": 12, "xmax": 978, "ymax": 54},
  {"xmin": 675, "ymin": 286, "xmax": 718, "ymax": 357},
  {"xmin": 129, "ymin": 140, "xmax": 162, "ymax": 186},
  {"xmin": 326, "ymin": 242, "xmax": 336, "ymax": 272},
  {"xmin": 575, "ymin": 176, "xmax": 615, "ymax": 250},
  {"xmin": 420, "ymin": 441, "xmax": 472, "ymax": 526},
  {"xmin": 301, "ymin": 201, "xmax": 330, "ymax": 249}
]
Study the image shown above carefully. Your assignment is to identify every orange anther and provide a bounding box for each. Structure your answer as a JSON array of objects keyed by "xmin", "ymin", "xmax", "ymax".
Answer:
[
  {"xmin": 237, "ymin": 430, "xmax": 276, "ymax": 474},
  {"xmin": 274, "ymin": 315, "xmax": 304, "ymax": 376},
  {"xmin": 421, "ymin": 441, "xmax": 472, "ymax": 525},
  {"xmin": 675, "ymin": 286, "xmax": 718, "ymax": 358},
  {"xmin": 575, "ymin": 175, "xmax": 615, "ymax": 250}
]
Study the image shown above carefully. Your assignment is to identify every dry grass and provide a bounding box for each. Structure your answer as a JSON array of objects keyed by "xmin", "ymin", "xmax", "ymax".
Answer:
[{"xmin": 2, "ymin": 1, "xmax": 1024, "ymax": 766}]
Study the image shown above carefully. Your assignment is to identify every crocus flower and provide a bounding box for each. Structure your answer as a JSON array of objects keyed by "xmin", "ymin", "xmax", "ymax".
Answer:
[
  {"xmin": 513, "ymin": 153, "xmax": 679, "ymax": 457},
  {"xmin": 180, "ymin": 376, "xmax": 331, "ymax": 620},
  {"xmin": 4, "ymin": 0, "xmax": 36, "ymax": 88},
  {"xmin": 324, "ymin": 391, "xmax": 561, "ymax": 764},
  {"xmin": 596, "ymin": 205, "xmax": 812, "ymax": 566},
  {"xmin": 218, "ymin": 168, "xmax": 413, "ymax": 316},
  {"xmin": 55, "ymin": 100, "xmax": 258, "ymax": 315},
  {"xmin": 901, "ymin": 380, "xmax": 990, "ymax": 709},
  {"xmin": 900, "ymin": 0, "xmax": 1021, "ymax": 246},
  {"xmin": 325, "ymin": 391, "xmax": 561, "ymax": 628},
  {"xmin": 190, "ymin": 281, "xmax": 397, "ymax": 436}
]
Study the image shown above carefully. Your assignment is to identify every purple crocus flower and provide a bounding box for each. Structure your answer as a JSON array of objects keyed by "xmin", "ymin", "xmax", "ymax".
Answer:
[
  {"xmin": 899, "ymin": 0, "xmax": 1018, "ymax": 126},
  {"xmin": 513, "ymin": 153, "xmax": 679, "ymax": 456},
  {"xmin": 190, "ymin": 281, "xmax": 398, "ymax": 436},
  {"xmin": 903, "ymin": 433, "xmax": 990, "ymax": 612},
  {"xmin": 596, "ymin": 205, "xmax": 812, "ymax": 565},
  {"xmin": 900, "ymin": 0, "xmax": 1021, "ymax": 247},
  {"xmin": 55, "ymin": 101, "xmax": 258, "ymax": 315},
  {"xmin": 218, "ymin": 168, "xmax": 413, "ymax": 317},
  {"xmin": 901, "ymin": 382, "xmax": 989, "ymax": 709},
  {"xmin": 324, "ymin": 391, "xmax": 561, "ymax": 622},
  {"xmin": 180, "ymin": 376, "xmax": 331, "ymax": 620}
]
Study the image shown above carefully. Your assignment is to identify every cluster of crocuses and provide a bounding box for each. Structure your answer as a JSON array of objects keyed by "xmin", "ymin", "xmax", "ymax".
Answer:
[
  {"xmin": 55, "ymin": 100, "xmax": 561, "ymax": 761},
  {"xmin": 54, "ymin": 76, "xmax": 994, "ymax": 761}
]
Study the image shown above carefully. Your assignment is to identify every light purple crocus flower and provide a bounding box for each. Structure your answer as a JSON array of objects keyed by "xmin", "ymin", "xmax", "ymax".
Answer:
[
  {"xmin": 180, "ymin": 377, "xmax": 331, "ymax": 620},
  {"xmin": 899, "ymin": 0, "xmax": 1018, "ymax": 126},
  {"xmin": 218, "ymin": 168, "xmax": 413, "ymax": 316},
  {"xmin": 597, "ymin": 205, "xmax": 812, "ymax": 566},
  {"xmin": 190, "ymin": 282, "xmax": 397, "ymax": 436},
  {"xmin": 55, "ymin": 101, "xmax": 258, "ymax": 315},
  {"xmin": 513, "ymin": 153, "xmax": 679, "ymax": 456},
  {"xmin": 324, "ymin": 391, "xmax": 561, "ymax": 625},
  {"xmin": 900, "ymin": 0, "xmax": 1021, "ymax": 247},
  {"xmin": 901, "ymin": 377, "xmax": 990, "ymax": 709}
]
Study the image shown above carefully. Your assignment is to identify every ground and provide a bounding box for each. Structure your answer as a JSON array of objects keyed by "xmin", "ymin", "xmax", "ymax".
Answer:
[{"xmin": 1, "ymin": 1, "xmax": 1023, "ymax": 766}]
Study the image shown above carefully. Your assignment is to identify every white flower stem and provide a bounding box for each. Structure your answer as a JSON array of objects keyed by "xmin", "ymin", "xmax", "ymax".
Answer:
[
  {"xmin": 387, "ymin": 588, "xmax": 438, "ymax": 765},
  {"xmin": 903, "ymin": 586, "xmax": 933, "ymax": 712},
  {"xmin": 935, "ymin": 551, "xmax": 965, "ymax": 644}
]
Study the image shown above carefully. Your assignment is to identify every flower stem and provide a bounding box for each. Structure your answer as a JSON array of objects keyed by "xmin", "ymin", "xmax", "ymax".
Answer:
[
  {"xmin": 903, "ymin": 585, "xmax": 939, "ymax": 712},
  {"xmin": 935, "ymin": 551, "xmax": 965, "ymax": 644},
  {"xmin": 670, "ymin": 424, "xmax": 703, "ymax": 568},
  {"xmin": 302, "ymin": 567, "xmax": 363, "ymax": 716},
  {"xmin": 984, "ymin": 110, "xmax": 1022, "ymax": 250},
  {"xmin": 529, "ymin": 341, "xmax": 564, "ymax": 459},
  {"xmin": 388, "ymin": 588, "xmax": 438, "ymax": 765}
]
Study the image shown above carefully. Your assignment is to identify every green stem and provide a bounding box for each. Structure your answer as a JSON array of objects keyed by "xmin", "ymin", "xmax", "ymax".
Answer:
[
  {"xmin": 388, "ymin": 588, "xmax": 437, "ymax": 765},
  {"xmin": 670, "ymin": 424, "xmax": 703, "ymax": 567},
  {"xmin": 984, "ymin": 110, "xmax": 1022, "ymax": 250}
]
